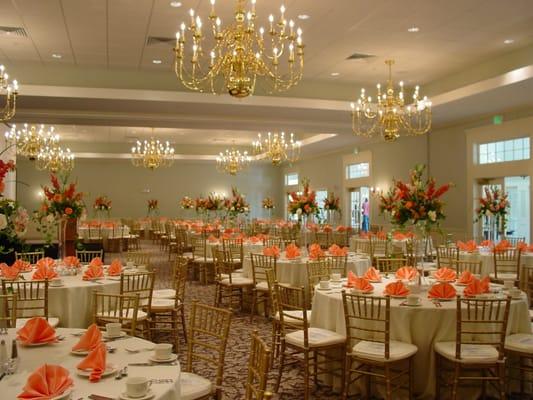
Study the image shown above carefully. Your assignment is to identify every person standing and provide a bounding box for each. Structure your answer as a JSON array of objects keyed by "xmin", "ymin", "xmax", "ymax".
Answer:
[{"xmin": 362, "ymin": 198, "xmax": 370, "ymax": 232}]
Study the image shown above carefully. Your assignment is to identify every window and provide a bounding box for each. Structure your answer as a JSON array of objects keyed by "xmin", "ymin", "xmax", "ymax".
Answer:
[
  {"xmin": 479, "ymin": 137, "xmax": 530, "ymax": 164},
  {"xmin": 285, "ymin": 172, "xmax": 299, "ymax": 186},
  {"xmin": 346, "ymin": 162, "xmax": 370, "ymax": 179},
  {"xmin": 316, "ymin": 190, "xmax": 328, "ymax": 219}
]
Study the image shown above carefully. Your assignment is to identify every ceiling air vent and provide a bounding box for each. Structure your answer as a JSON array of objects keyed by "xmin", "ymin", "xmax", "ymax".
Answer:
[
  {"xmin": 346, "ymin": 52, "xmax": 374, "ymax": 60},
  {"xmin": 146, "ymin": 36, "xmax": 175, "ymax": 46},
  {"xmin": 0, "ymin": 26, "xmax": 27, "ymax": 37}
]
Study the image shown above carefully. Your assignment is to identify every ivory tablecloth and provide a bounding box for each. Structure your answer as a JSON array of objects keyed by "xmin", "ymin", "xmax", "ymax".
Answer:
[
  {"xmin": 310, "ymin": 278, "xmax": 531, "ymax": 399},
  {"xmin": 459, "ymin": 250, "xmax": 533, "ymax": 276},
  {"xmin": 2, "ymin": 327, "xmax": 181, "ymax": 399}
]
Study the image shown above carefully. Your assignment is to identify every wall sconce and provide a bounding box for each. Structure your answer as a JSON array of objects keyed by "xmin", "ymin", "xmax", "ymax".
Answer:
[{"xmin": 370, "ymin": 186, "xmax": 382, "ymax": 196}]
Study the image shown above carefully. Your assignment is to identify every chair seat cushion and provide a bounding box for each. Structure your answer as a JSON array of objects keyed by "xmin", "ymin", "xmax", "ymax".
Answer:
[
  {"xmin": 275, "ymin": 310, "xmax": 312, "ymax": 326},
  {"xmin": 285, "ymin": 327, "xmax": 345, "ymax": 348},
  {"xmin": 151, "ymin": 298, "xmax": 179, "ymax": 310},
  {"xmin": 180, "ymin": 372, "xmax": 213, "ymax": 400},
  {"xmin": 434, "ymin": 341, "xmax": 499, "ymax": 363},
  {"xmin": 16, "ymin": 317, "xmax": 59, "ymax": 329},
  {"xmin": 153, "ymin": 289, "xmax": 176, "ymax": 299},
  {"xmin": 220, "ymin": 277, "xmax": 254, "ymax": 286},
  {"xmin": 99, "ymin": 309, "xmax": 147, "ymax": 321},
  {"xmin": 505, "ymin": 333, "xmax": 533, "ymax": 353},
  {"xmin": 255, "ymin": 281, "xmax": 269, "ymax": 291},
  {"xmin": 220, "ymin": 272, "xmax": 243, "ymax": 280},
  {"xmin": 352, "ymin": 340, "xmax": 417, "ymax": 362}
]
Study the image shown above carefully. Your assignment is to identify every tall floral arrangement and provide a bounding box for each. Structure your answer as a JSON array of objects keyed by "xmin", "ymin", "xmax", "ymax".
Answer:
[
  {"xmin": 324, "ymin": 193, "xmax": 341, "ymax": 213},
  {"xmin": 288, "ymin": 178, "xmax": 319, "ymax": 218},
  {"xmin": 262, "ymin": 197, "xmax": 274, "ymax": 210},
  {"xmin": 93, "ymin": 195, "xmax": 112, "ymax": 212},
  {"xmin": 475, "ymin": 186, "xmax": 509, "ymax": 234},
  {"xmin": 195, "ymin": 197, "xmax": 207, "ymax": 213},
  {"xmin": 205, "ymin": 193, "xmax": 225, "ymax": 211},
  {"xmin": 226, "ymin": 187, "xmax": 249, "ymax": 218},
  {"xmin": 180, "ymin": 196, "xmax": 195, "ymax": 210},
  {"xmin": 147, "ymin": 199, "xmax": 159, "ymax": 215},
  {"xmin": 41, "ymin": 174, "xmax": 85, "ymax": 219}
]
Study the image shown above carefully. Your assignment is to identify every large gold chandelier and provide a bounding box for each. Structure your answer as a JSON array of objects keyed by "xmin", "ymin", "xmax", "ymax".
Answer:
[
  {"xmin": 131, "ymin": 137, "xmax": 175, "ymax": 170},
  {"xmin": 0, "ymin": 65, "xmax": 19, "ymax": 122},
  {"xmin": 216, "ymin": 147, "xmax": 251, "ymax": 175},
  {"xmin": 37, "ymin": 142, "xmax": 75, "ymax": 173},
  {"xmin": 350, "ymin": 60, "xmax": 432, "ymax": 142},
  {"xmin": 253, "ymin": 131, "xmax": 300, "ymax": 165},
  {"xmin": 173, "ymin": 0, "xmax": 304, "ymax": 98},
  {"xmin": 5, "ymin": 124, "xmax": 56, "ymax": 161}
]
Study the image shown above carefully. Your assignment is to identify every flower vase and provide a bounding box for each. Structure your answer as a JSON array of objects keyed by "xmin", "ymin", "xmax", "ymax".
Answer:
[
  {"xmin": 268, "ymin": 208, "xmax": 273, "ymax": 221},
  {"xmin": 301, "ymin": 215, "xmax": 309, "ymax": 253},
  {"xmin": 57, "ymin": 217, "xmax": 77, "ymax": 259}
]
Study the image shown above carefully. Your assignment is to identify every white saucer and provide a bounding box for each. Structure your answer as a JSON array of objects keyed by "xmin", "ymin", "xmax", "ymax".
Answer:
[
  {"xmin": 330, "ymin": 279, "xmax": 342, "ymax": 284},
  {"xmin": 103, "ymin": 331, "xmax": 127, "ymax": 339},
  {"xmin": 119, "ymin": 389, "xmax": 155, "ymax": 400},
  {"xmin": 148, "ymin": 353, "xmax": 178, "ymax": 363},
  {"xmin": 401, "ymin": 301, "xmax": 422, "ymax": 307},
  {"xmin": 51, "ymin": 388, "xmax": 73, "ymax": 400},
  {"xmin": 107, "ymin": 276, "xmax": 122, "ymax": 281},
  {"xmin": 77, "ymin": 363, "xmax": 118, "ymax": 378},
  {"xmin": 316, "ymin": 287, "xmax": 332, "ymax": 291},
  {"xmin": 20, "ymin": 338, "xmax": 58, "ymax": 347},
  {"xmin": 49, "ymin": 284, "xmax": 65, "ymax": 288}
]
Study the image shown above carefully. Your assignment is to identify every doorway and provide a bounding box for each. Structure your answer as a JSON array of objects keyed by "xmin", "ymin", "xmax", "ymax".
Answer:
[{"xmin": 349, "ymin": 187, "xmax": 370, "ymax": 230}]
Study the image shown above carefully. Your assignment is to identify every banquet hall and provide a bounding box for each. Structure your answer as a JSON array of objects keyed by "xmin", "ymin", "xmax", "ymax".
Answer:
[{"xmin": 1, "ymin": 0, "xmax": 533, "ymax": 399}]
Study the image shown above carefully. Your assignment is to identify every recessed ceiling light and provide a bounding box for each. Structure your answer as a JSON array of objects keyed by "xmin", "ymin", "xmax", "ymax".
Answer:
[
  {"xmin": 330, "ymin": 72, "xmax": 340, "ymax": 77},
  {"xmin": 52, "ymin": 53, "xmax": 62, "ymax": 59},
  {"xmin": 298, "ymin": 14, "xmax": 310, "ymax": 20},
  {"xmin": 407, "ymin": 26, "xmax": 420, "ymax": 33},
  {"xmin": 503, "ymin": 39, "xmax": 514, "ymax": 44},
  {"xmin": 170, "ymin": 1, "xmax": 182, "ymax": 7},
  {"xmin": 152, "ymin": 59, "xmax": 162, "ymax": 64}
]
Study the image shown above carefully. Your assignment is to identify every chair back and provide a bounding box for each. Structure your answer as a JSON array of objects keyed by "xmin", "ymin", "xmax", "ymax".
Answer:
[
  {"xmin": 506, "ymin": 237, "xmax": 526, "ymax": 246},
  {"xmin": 332, "ymin": 231, "xmax": 349, "ymax": 247},
  {"xmin": 92, "ymin": 291, "xmax": 140, "ymax": 335},
  {"xmin": 125, "ymin": 251, "xmax": 151, "ymax": 270},
  {"xmin": 186, "ymin": 301, "xmax": 232, "ymax": 399},
  {"xmin": 455, "ymin": 296, "xmax": 511, "ymax": 361},
  {"xmin": 76, "ymin": 249, "xmax": 104, "ymax": 263},
  {"xmin": 222, "ymin": 238, "xmax": 244, "ymax": 263},
  {"xmin": 213, "ymin": 247, "xmax": 236, "ymax": 284},
  {"xmin": 88, "ymin": 225, "xmax": 103, "ymax": 240},
  {"xmin": 355, "ymin": 239, "xmax": 372, "ymax": 256},
  {"xmin": 245, "ymin": 330, "xmax": 272, "ymax": 400},
  {"xmin": 120, "ymin": 272, "xmax": 155, "ymax": 311},
  {"xmin": 376, "ymin": 257, "xmax": 408, "ymax": 275},
  {"xmin": 369, "ymin": 224, "xmax": 382, "ymax": 234},
  {"xmin": 15, "ymin": 251, "xmax": 45, "ymax": 264},
  {"xmin": 250, "ymin": 254, "xmax": 277, "ymax": 286},
  {"xmin": 191, "ymin": 237, "xmax": 209, "ymax": 261},
  {"xmin": 263, "ymin": 236, "xmax": 282, "ymax": 248},
  {"xmin": 370, "ymin": 237, "xmax": 389, "ymax": 259},
  {"xmin": 493, "ymin": 248, "xmax": 521, "ymax": 280},
  {"xmin": 172, "ymin": 257, "xmax": 188, "ymax": 308},
  {"xmin": 314, "ymin": 232, "xmax": 331, "ymax": 249},
  {"xmin": 342, "ymin": 291, "xmax": 391, "ymax": 359},
  {"xmin": 436, "ymin": 245, "xmax": 459, "ymax": 268},
  {"xmin": 2, "ymin": 280, "xmax": 49, "ymax": 321},
  {"xmin": 306, "ymin": 260, "xmax": 330, "ymax": 298},
  {"xmin": 274, "ymin": 283, "xmax": 308, "ymax": 341},
  {"xmin": 453, "ymin": 260, "xmax": 483, "ymax": 276},
  {"xmin": 324, "ymin": 255, "xmax": 348, "ymax": 277},
  {"xmin": 0, "ymin": 293, "xmax": 17, "ymax": 328}
]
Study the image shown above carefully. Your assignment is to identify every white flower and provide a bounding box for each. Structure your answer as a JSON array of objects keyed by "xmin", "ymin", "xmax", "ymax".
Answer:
[
  {"xmin": 296, "ymin": 208, "xmax": 302, "ymax": 215},
  {"xmin": 428, "ymin": 210, "xmax": 437, "ymax": 222},
  {"xmin": 486, "ymin": 210, "xmax": 493, "ymax": 217},
  {"xmin": 46, "ymin": 214, "xmax": 55, "ymax": 224},
  {"xmin": 0, "ymin": 214, "xmax": 6, "ymax": 230}
]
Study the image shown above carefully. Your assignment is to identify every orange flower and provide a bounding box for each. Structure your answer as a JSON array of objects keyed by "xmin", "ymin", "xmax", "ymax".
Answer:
[
  {"xmin": 65, "ymin": 207, "xmax": 73, "ymax": 215},
  {"xmin": 405, "ymin": 201, "xmax": 414, "ymax": 209},
  {"xmin": 0, "ymin": 181, "xmax": 4, "ymax": 193},
  {"xmin": 53, "ymin": 194, "xmax": 62, "ymax": 202}
]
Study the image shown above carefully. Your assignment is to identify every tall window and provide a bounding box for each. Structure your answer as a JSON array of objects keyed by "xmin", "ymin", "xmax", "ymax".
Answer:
[
  {"xmin": 478, "ymin": 137, "xmax": 530, "ymax": 164},
  {"xmin": 346, "ymin": 162, "xmax": 370, "ymax": 179},
  {"xmin": 285, "ymin": 172, "xmax": 299, "ymax": 186},
  {"xmin": 315, "ymin": 190, "xmax": 328, "ymax": 220}
]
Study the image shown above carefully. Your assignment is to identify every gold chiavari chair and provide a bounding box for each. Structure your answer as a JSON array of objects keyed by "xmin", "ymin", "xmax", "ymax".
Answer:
[
  {"xmin": 332, "ymin": 231, "xmax": 350, "ymax": 248},
  {"xmin": 306, "ymin": 259, "xmax": 330, "ymax": 300},
  {"xmin": 436, "ymin": 245, "xmax": 459, "ymax": 268},
  {"xmin": 222, "ymin": 237, "xmax": 244, "ymax": 271},
  {"xmin": 370, "ymin": 237, "xmax": 389, "ymax": 263},
  {"xmin": 506, "ymin": 237, "xmax": 526, "ymax": 247},
  {"xmin": 87, "ymin": 225, "xmax": 103, "ymax": 244},
  {"xmin": 369, "ymin": 224, "xmax": 382, "ymax": 234},
  {"xmin": 324, "ymin": 255, "xmax": 348, "ymax": 278},
  {"xmin": 124, "ymin": 251, "xmax": 151, "ymax": 271},
  {"xmin": 405, "ymin": 237, "xmax": 421, "ymax": 267},
  {"xmin": 150, "ymin": 258, "xmax": 188, "ymax": 350},
  {"xmin": 342, "ymin": 291, "xmax": 417, "ymax": 399},
  {"xmin": 250, "ymin": 253, "xmax": 276, "ymax": 322},
  {"xmin": 314, "ymin": 231, "xmax": 331, "ymax": 249},
  {"xmin": 435, "ymin": 296, "xmax": 510, "ymax": 399},
  {"xmin": 92, "ymin": 291, "xmax": 140, "ymax": 336},
  {"xmin": 180, "ymin": 301, "xmax": 232, "ymax": 400},
  {"xmin": 355, "ymin": 238, "xmax": 372, "ymax": 257},
  {"xmin": 263, "ymin": 236, "xmax": 282, "ymax": 249},
  {"xmin": 213, "ymin": 247, "xmax": 253, "ymax": 311},
  {"xmin": 281, "ymin": 226, "xmax": 298, "ymax": 247},
  {"xmin": 15, "ymin": 251, "xmax": 45, "ymax": 264},
  {"xmin": 190, "ymin": 237, "xmax": 215, "ymax": 285},
  {"xmin": 453, "ymin": 260, "xmax": 483, "ymax": 276},
  {"xmin": 245, "ymin": 330, "xmax": 273, "ymax": 400},
  {"xmin": 120, "ymin": 271, "xmax": 155, "ymax": 339},
  {"xmin": 0, "ymin": 293, "xmax": 17, "ymax": 329},
  {"xmin": 76, "ymin": 249, "xmax": 104, "ymax": 264},
  {"xmin": 1, "ymin": 280, "xmax": 59, "ymax": 328},
  {"xmin": 492, "ymin": 248, "xmax": 521, "ymax": 284},
  {"xmin": 376, "ymin": 257, "xmax": 408, "ymax": 276},
  {"xmin": 274, "ymin": 283, "xmax": 345, "ymax": 400}
]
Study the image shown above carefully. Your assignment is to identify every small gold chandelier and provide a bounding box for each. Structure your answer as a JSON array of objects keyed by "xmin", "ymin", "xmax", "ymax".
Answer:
[
  {"xmin": 253, "ymin": 131, "xmax": 300, "ymax": 165},
  {"xmin": 131, "ymin": 137, "xmax": 175, "ymax": 170},
  {"xmin": 0, "ymin": 65, "xmax": 19, "ymax": 122},
  {"xmin": 350, "ymin": 60, "xmax": 432, "ymax": 142},
  {"xmin": 37, "ymin": 142, "xmax": 75, "ymax": 173},
  {"xmin": 5, "ymin": 124, "xmax": 56, "ymax": 161},
  {"xmin": 216, "ymin": 147, "xmax": 251, "ymax": 175},
  {"xmin": 173, "ymin": 0, "xmax": 304, "ymax": 98}
]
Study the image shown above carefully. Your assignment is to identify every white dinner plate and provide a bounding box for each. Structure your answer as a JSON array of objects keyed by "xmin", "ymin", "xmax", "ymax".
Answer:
[
  {"xmin": 77, "ymin": 363, "xmax": 118, "ymax": 378},
  {"xmin": 119, "ymin": 389, "xmax": 155, "ymax": 400},
  {"xmin": 51, "ymin": 388, "xmax": 73, "ymax": 400},
  {"xmin": 148, "ymin": 353, "xmax": 178, "ymax": 363},
  {"xmin": 20, "ymin": 338, "xmax": 58, "ymax": 347},
  {"xmin": 316, "ymin": 287, "xmax": 332, "ymax": 291}
]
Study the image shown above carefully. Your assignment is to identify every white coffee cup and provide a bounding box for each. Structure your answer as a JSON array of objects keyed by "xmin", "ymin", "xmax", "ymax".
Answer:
[
  {"xmin": 319, "ymin": 280, "xmax": 330, "ymax": 289},
  {"xmin": 407, "ymin": 294, "xmax": 420, "ymax": 306},
  {"xmin": 126, "ymin": 376, "xmax": 151, "ymax": 398},
  {"xmin": 154, "ymin": 343, "xmax": 173, "ymax": 360},
  {"xmin": 50, "ymin": 277, "xmax": 63, "ymax": 286},
  {"xmin": 126, "ymin": 261, "xmax": 134, "ymax": 269},
  {"xmin": 330, "ymin": 273, "xmax": 341, "ymax": 282},
  {"xmin": 503, "ymin": 280, "xmax": 514, "ymax": 290},
  {"xmin": 105, "ymin": 322, "xmax": 122, "ymax": 338}
]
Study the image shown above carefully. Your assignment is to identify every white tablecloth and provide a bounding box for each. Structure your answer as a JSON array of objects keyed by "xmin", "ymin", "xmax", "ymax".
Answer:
[
  {"xmin": 242, "ymin": 253, "xmax": 371, "ymax": 289},
  {"xmin": 459, "ymin": 250, "xmax": 533, "ymax": 276},
  {"xmin": 206, "ymin": 241, "xmax": 264, "ymax": 258},
  {"xmin": 310, "ymin": 278, "xmax": 531, "ymax": 399},
  {"xmin": 78, "ymin": 225, "xmax": 131, "ymax": 238},
  {"xmin": 2, "ymin": 327, "xmax": 180, "ymax": 399},
  {"xmin": 349, "ymin": 237, "xmax": 433, "ymax": 256}
]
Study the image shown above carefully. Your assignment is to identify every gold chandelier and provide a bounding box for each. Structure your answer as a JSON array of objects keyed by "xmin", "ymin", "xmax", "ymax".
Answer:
[
  {"xmin": 350, "ymin": 60, "xmax": 432, "ymax": 142},
  {"xmin": 173, "ymin": 0, "xmax": 304, "ymax": 98},
  {"xmin": 216, "ymin": 147, "xmax": 251, "ymax": 175},
  {"xmin": 37, "ymin": 142, "xmax": 75, "ymax": 173},
  {"xmin": 0, "ymin": 65, "xmax": 19, "ymax": 122},
  {"xmin": 5, "ymin": 124, "xmax": 56, "ymax": 161},
  {"xmin": 253, "ymin": 131, "xmax": 300, "ymax": 165},
  {"xmin": 131, "ymin": 137, "xmax": 175, "ymax": 170}
]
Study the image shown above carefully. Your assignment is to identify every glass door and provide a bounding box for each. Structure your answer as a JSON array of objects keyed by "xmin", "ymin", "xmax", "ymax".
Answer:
[
  {"xmin": 350, "ymin": 190, "xmax": 360, "ymax": 229},
  {"xmin": 504, "ymin": 176, "xmax": 530, "ymax": 242}
]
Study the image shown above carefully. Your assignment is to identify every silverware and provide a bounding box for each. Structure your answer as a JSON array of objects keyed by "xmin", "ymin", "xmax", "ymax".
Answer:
[
  {"xmin": 88, "ymin": 395, "xmax": 115, "ymax": 400},
  {"xmin": 128, "ymin": 362, "xmax": 178, "ymax": 366}
]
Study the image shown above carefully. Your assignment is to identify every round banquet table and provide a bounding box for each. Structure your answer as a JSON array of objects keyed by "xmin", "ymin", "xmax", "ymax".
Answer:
[
  {"xmin": 310, "ymin": 278, "xmax": 531, "ymax": 399},
  {"xmin": 19, "ymin": 268, "xmax": 121, "ymax": 329},
  {"xmin": 205, "ymin": 240, "xmax": 264, "ymax": 258},
  {"xmin": 242, "ymin": 252, "xmax": 371, "ymax": 289},
  {"xmin": 78, "ymin": 225, "xmax": 131, "ymax": 238},
  {"xmin": 1, "ymin": 328, "xmax": 181, "ymax": 400},
  {"xmin": 459, "ymin": 250, "xmax": 533, "ymax": 276},
  {"xmin": 349, "ymin": 237, "xmax": 434, "ymax": 256}
]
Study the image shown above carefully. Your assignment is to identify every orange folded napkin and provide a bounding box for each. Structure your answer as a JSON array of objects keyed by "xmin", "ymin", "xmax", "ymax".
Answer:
[
  {"xmin": 12, "ymin": 259, "xmax": 32, "ymax": 272},
  {"xmin": 207, "ymin": 235, "xmax": 218, "ymax": 243},
  {"xmin": 83, "ymin": 265, "xmax": 104, "ymax": 280},
  {"xmin": 72, "ymin": 324, "xmax": 102, "ymax": 352},
  {"xmin": 323, "ymin": 225, "xmax": 333, "ymax": 233},
  {"xmin": 63, "ymin": 256, "xmax": 80, "ymax": 268},
  {"xmin": 393, "ymin": 232, "xmax": 407, "ymax": 241},
  {"xmin": 434, "ymin": 267, "xmax": 457, "ymax": 281},
  {"xmin": 17, "ymin": 364, "xmax": 73, "ymax": 399},
  {"xmin": 89, "ymin": 257, "xmax": 103, "ymax": 267},
  {"xmin": 516, "ymin": 241, "xmax": 528, "ymax": 251},
  {"xmin": 36, "ymin": 257, "xmax": 56, "ymax": 269},
  {"xmin": 527, "ymin": 244, "xmax": 533, "ymax": 253},
  {"xmin": 328, "ymin": 244, "xmax": 348, "ymax": 256},
  {"xmin": 107, "ymin": 259, "xmax": 123, "ymax": 276},
  {"xmin": 285, "ymin": 244, "xmax": 301, "ymax": 259},
  {"xmin": 335, "ymin": 226, "xmax": 347, "ymax": 232},
  {"xmin": 428, "ymin": 282, "xmax": 457, "ymax": 299},
  {"xmin": 480, "ymin": 240, "xmax": 493, "ymax": 247},
  {"xmin": 457, "ymin": 270, "xmax": 476, "ymax": 285},
  {"xmin": 1, "ymin": 263, "xmax": 20, "ymax": 279},
  {"xmin": 248, "ymin": 236, "xmax": 260, "ymax": 244},
  {"xmin": 493, "ymin": 240, "xmax": 511, "ymax": 253},
  {"xmin": 376, "ymin": 231, "xmax": 387, "ymax": 240},
  {"xmin": 463, "ymin": 277, "xmax": 491, "ymax": 297},
  {"xmin": 395, "ymin": 266, "xmax": 418, "ymax": 281},
  {"xmin": 32, "ymin": 266, "xmax": 58, "ymax": 280},
  {"xmin": 384, "ymin": 281, "xmax": 410, "ymax": 297},
  {"xmin": 363, "ymin": 267, "xmax": 381, "ymax": 282},
  {"xmin": 17, "ymin": 317, "xmax": 57, "ymax": 345},
  {"xmin": 308, "ymin": 243, "xmax": 325, "ymax": 260},
  {"xmin": 347, "ymin": 270, "xmax": 358, "ymax": 286},
  {"xmin": 457, "ymin": 240, "xmax": 477, "ymax": 252},
  {"xmin": 263, "ymin": 246, "xmax": 280, "ymax": 258},
  {"xmin": 222, "ymin": 233, "xmax": 232, "ymax": 240},
  {"xmin": 348, "ymin": 277, "xmax": 374, "ymax": 292},
  {"xmin": 77, "ymin": 342, "xmax": 107, "ymax": 382}
]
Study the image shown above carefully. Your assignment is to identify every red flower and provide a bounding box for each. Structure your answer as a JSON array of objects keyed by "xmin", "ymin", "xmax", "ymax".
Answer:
[{"xmin": 64, "ymin": 207, "xmax": 73, "ymax": 215}]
